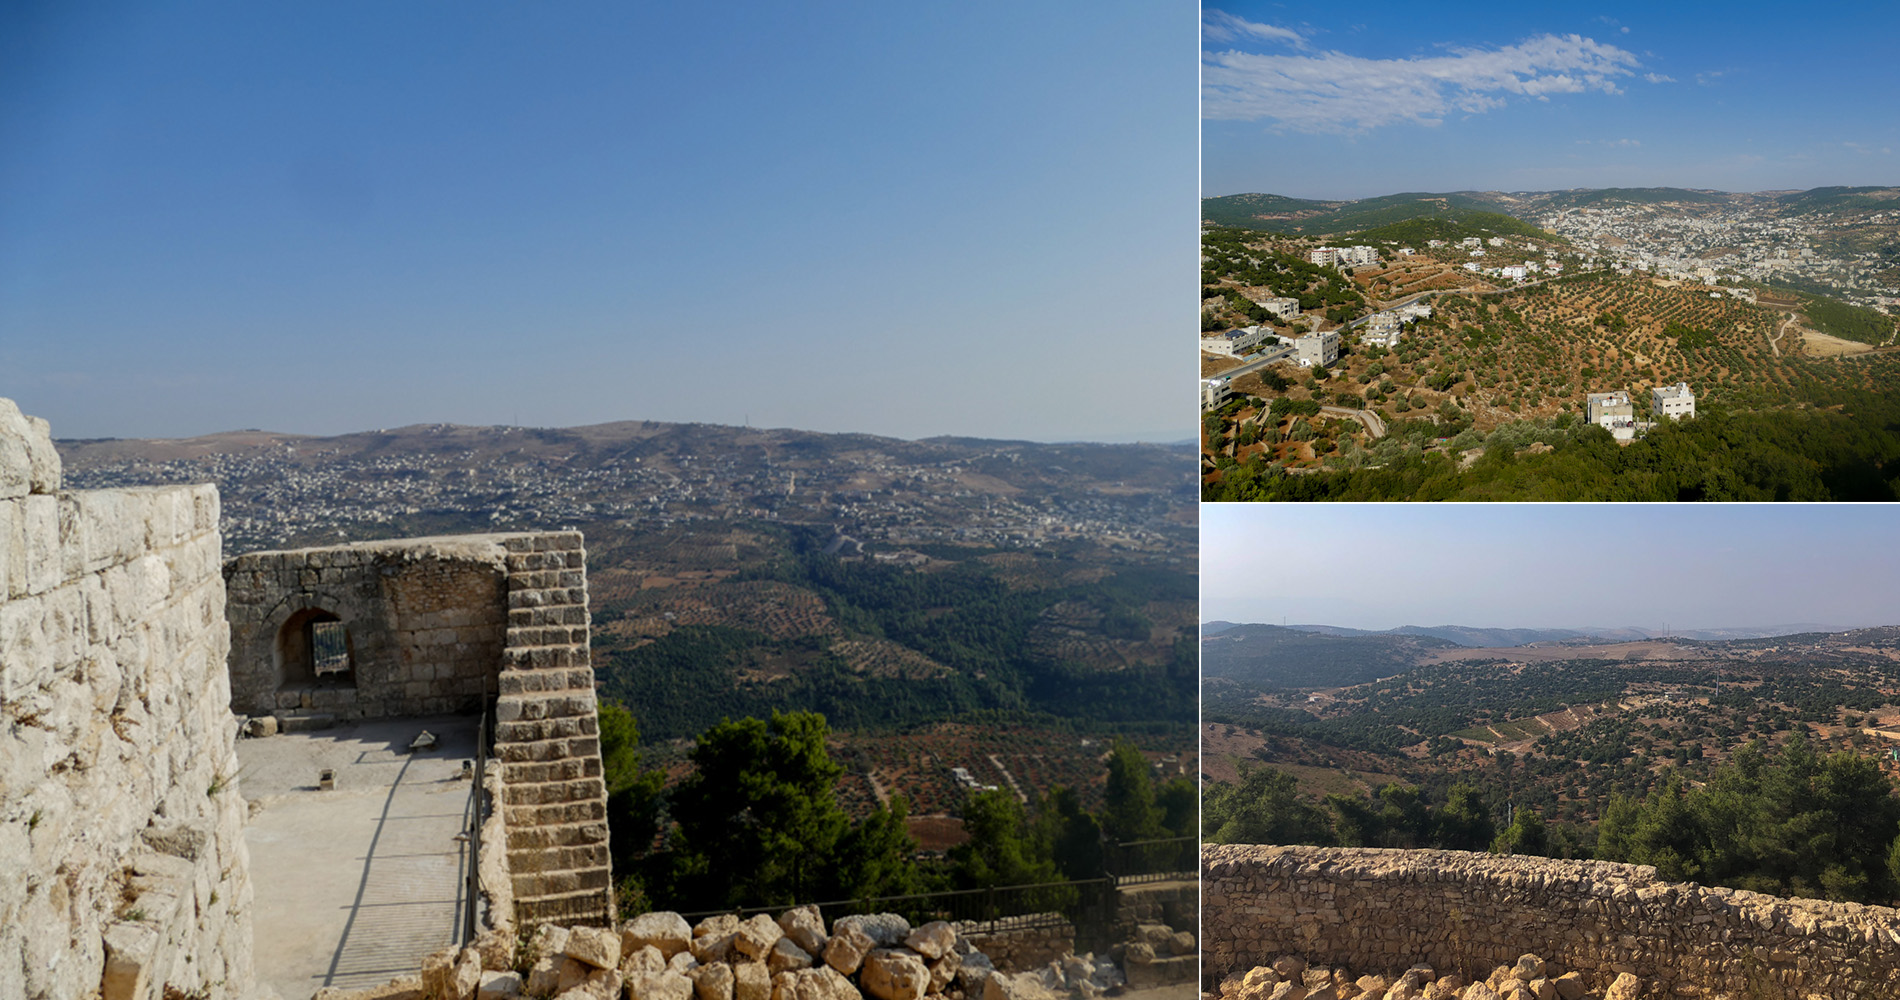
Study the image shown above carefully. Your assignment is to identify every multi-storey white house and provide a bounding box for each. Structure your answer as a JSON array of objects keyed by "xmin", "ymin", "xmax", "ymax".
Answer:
[
  {"xmin": 1294, "ymin": 330, "xmax": 1340, "ymax": 367},
  {"xmin": 1651, "ymin": 382, "xmax": 1696, "ymax": 420},
  {"xmin": 1586, "ymin": 390, "xmax": 1637, "ymax": 440}
]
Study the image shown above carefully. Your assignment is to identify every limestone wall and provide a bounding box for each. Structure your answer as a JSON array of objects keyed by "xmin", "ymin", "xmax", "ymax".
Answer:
[
  {"xmin": 1204, "ymin": 844, "xmax": 1900, "ymax": 999},
  {"xmin": 224, "ymin": 540, "xmax": 510, "ymax": 721},
  {"xmin": 0, "ymin": 398, "xmax": 254, "ymax": 1000},
  {"xmin": 224, "ymin": 531, "xmax": 612, "ymax": 930}
]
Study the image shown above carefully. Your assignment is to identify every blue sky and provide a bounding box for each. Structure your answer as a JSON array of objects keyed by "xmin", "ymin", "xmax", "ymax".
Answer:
[
  {"xmin": 1203, "ymin": 3, "xmax": 1900, "ymax": 199},
  {"xmin": 1, "ymin": 2, "xmax": 1195, "ymax": 442},
  {"xmin": 1203, "ymin": 504, "xmax": 1900, "ymax": 632}
]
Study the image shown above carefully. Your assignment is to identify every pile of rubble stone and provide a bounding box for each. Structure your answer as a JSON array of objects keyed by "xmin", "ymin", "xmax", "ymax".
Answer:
[
  {"xmin": 1212, "ymin": 953, "xmax": 1649, "ymax": 1000},
  {"xmin": 389, "ymin": 906, "xmax": 1120, "ymax": 1000}
]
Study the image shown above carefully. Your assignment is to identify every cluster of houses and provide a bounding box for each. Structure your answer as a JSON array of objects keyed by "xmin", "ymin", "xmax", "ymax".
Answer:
[
  {"xmin": 1360, "ymin": 301, "xmax": 1433, "ymax": 348},
  {"xmin": 1197, "ymin": 326, "xmax": 1340, "ymax": 367},
  {"xmin": 1309, "ymin": 245, "xmax": 1381, "ymax": 268},
  {"xmin": 1584, "ymin": 383, "xmax": 1697, "ymax": 440}
]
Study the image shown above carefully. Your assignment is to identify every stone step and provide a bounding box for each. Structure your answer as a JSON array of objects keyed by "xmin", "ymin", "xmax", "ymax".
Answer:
[{"xmin": 275, "ymin": 711, "xmax": 337, "ymax": 732}]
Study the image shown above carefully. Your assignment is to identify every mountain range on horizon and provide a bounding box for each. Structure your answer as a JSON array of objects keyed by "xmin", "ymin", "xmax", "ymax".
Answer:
[
  {"xmin": 1198, "ymin": 621, "xmax": 1862, "ymax": 648},
  {"xmin": 1200, "ymin": 185, "xmax": 1900, "ymax": 235}
]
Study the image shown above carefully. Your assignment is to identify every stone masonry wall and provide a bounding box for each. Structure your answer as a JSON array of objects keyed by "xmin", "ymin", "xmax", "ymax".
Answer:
[
  {"xmin": 224, "ymin": 539, "xmax": 509, "ymax": 721},
  {"xmin": 0, "ymin": 398, "xmax": 254, "ymax": 1000},
  {"xmin": 1204, "ymin": 844, "xmax": 1900, "ymax": 999},
  {"xmin": 492, "ymin": 531, "xmax": 613, "ymax": 929},
  {"xmin": 223, "ymin": 530, "xmax": 612, "ymax": 930}
]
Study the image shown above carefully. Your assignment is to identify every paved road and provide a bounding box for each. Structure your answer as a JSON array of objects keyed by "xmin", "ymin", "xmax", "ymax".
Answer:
[
  {"xmin": 1319, "ymin": 405, "xmax": 1387, "ymax": 439},
  {"xmin": 240, "ymin": 716, "xmax": 480, "ymax": 1000}
]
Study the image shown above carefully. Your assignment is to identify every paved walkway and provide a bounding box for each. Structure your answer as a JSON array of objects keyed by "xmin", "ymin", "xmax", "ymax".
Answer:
[{"xmin": 238, "ymin": 716, "xmax": 482, "ymax": 1000}]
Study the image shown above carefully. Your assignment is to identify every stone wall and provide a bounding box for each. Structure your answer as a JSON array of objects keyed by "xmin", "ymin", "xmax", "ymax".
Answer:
[
  {"xmin": 1204, "ymin": 844, "xmax": 1900, "ymax": 999},
  {"xmin": 0, "ymin": 398, "xmax": 254, "ymax": 1000},
  {"xmin": 224, "ymin": 530, "xmax": 612, "ymax": 930},
  {"xmin": 224, "ymin": 539, "xmax": 510, "ymax": 721}
]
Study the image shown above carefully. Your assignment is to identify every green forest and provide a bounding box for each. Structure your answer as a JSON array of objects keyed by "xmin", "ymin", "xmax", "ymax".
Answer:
[
  {"xmin": 1205, "ymin": 389, "xmax": 1900, "ymax": 501},
  {"xmin": 595, "ymin": 531, "xmax": 1197, "ymax": 740},
  {"xmin": 1205, "ymin": 735, "xmax": 1900, "ymax": 905},
  {"xmin": 603, "ymin": 707, "xmax": 1195, "ymax": 914}
]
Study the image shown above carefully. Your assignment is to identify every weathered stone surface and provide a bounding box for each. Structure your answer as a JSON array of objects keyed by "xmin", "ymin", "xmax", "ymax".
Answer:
[
  {"xmin": 779, "ymin": 905, "xmax": 829, "ymax": 957},
  {"xmin": 565, "ymin": 926, "xmax": 622, "ymax": 970},
  {"xmin": 450, "ymin": 947, "xmax": 486, "ymax": 1000},
  {"xmin": 835, "ymin": 915, "xmax": 910, "ymax": 947},
  {"xmin": 691, "ymin": 960, "xmax": 735, "ymax": 1000},
  {"xmin": 823, "ymin": 921, "xmax": 876, "ymax": 976},
  {"xmin": 1203, "ymin": 845, "xmax": 1900, "ymax": 999},
  {"xmin": 668, "ymin": 951, "xmax": 700, "ymax": 976},
  {"xmin": 532, "ymin": 925, "xmax": 574, "ymax": 967},
  {"xmin": 772, "ymin": 966, "xmax": 861, "ymax": 1000},
  {"xmin": 627, "ymin": 911, "xmax": 695, "ymax": 960},
  {"xmin": 1266, "ymin": 984, "xmax": 1306, "ymax": 1000},
  {"xmin": 1549, "ymin": 973, "xmax": 1585, "ymax": 1000},
  {"xmin": 733, "ymin": 961, "xmax": 773, "ymax": 1000},
  {"xmin": 1603, "ymin": 973, "xmax": 1643, "ymax": 1000},
  {"xmin": 626, "ymin": 971, "xmax": 695, "ymax": 1000},
  {"xmin": 979, "ymin": 971, "xmax": 1056, "ymax": 1000},
  {"xmin": 1, "ymin": 398, "xmax": 253, "ymax": 1000},
  {"xmin": 768, "ymin": 937, "xmax": 815, "ymax": 976},
  {"xmin": 734, "ymin": 914, "xmax": 787, "ymax": 961},
  {"xmin": 925, "ymin": 948, "xmax": 960, "ymax": 992},
  {"xmin": 480, "ymin": 970, "xmax": 525, "ymax": 999},
  {"xmin": 860, "ymin": 950, "xmax": 929, "ymax": 1000},
  {"xmin": 527, "ymin": 957, "xmax": 563, "ymax": 998},
  {"xmin": 623, "ymin": 945, "xmax": 667, "ymax": 976},
  {"xmin": 902, "ymin": 922, "xmax": 954, "ymax": 961}
]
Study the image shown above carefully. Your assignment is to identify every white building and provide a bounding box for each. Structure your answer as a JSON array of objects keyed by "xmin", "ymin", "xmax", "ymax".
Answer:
[
  {"xmin": 1361, "ymin": 312, "xmax": 1403, "ymax": 348},
  {"xmin": 1501, "ymin": 265, "xmax": 1527, "ymax": 282},
  {"xmin": 1251, "ymin": 295, "xmax": 1301, "ymax": 320},
  {"xmin": 1586, "ymin": 391, "xmax": 1637, "ymax": 441},
  {"xmin": 1309, "ymin": 247, "xmax": 1338, "ymax": 266},
  {"xmin": 1651, "ymin": 382, "xmax": 1696, "ymax": 420},
  {"xmin": 1294, "ymin": 330, "xmax": 1340, "ymax": 367},
  {"xmin": 1201, "ymin": 377, "xmax": 1234, "ymax": 411},
  {"xmin": 1339, "ymin": 245, "xmax": 1381, "ymax": 267},
  {"xmin": 1199, "ymin": 326, "xmax": 1269, "ymax": 357}
]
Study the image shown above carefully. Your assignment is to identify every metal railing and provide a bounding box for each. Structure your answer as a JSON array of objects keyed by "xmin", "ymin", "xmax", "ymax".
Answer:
[
  {"xmin": 463, "ymin": 707, "xmax": 488, "ymax": 944},
  {"xmin": 1106, "ymin": 835, "xmax": 1198, "ymax": 885},
  {"xmin": 676, "ymin": 877, "xmax": 1115, "ymax": 935}
]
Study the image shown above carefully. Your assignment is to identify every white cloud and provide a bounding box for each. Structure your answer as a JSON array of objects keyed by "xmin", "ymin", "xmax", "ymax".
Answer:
[
  {"xmin": 1202, "ymin": 29, "xmax": 1643, "ymax": 133},
  {"xmin": 1644, "ymin": 73, "xmax": 1675, "ymax": 84},
  {"xmin": 1201, "ymin": 10, "xmax": 1306, "ymax": 48}
]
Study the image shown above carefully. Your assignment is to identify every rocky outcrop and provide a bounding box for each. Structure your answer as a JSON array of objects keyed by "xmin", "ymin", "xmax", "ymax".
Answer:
[
  {"xmin": 1204, "ymin": 844, "xmax": 1900, "ymax": 1000},
  {"xmin": 0, "ymin": 397, "xmax": 255, "ymax": 1000},
  {"xmin": 1213, "ymin": 952, "xmax": 1639, "ymax": 1000}
]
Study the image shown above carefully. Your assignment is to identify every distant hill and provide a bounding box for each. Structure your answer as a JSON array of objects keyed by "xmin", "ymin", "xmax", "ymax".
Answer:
[
  {"xmin": 1204, "ymin": 186, "xmax": 1900, "ymax": 239},
  {"xmin": 1771, "ymin": 186, "xmax": 1900, "ymax": 215},
  {"xmin": 1279, "ymin": 622, "xmax": 1855, "ymax": 647},
  {"xmin": 1288, "ymin": 624, "xmax": 1606, "ymax": 647},
  {"xmin": 1203, "ymin": 190, "xmax": 1558, "ymax": 238},
  {"xmin": 1529, "ymin": 187, "xmax": 1727, "ymax": 211},
  {"xmin": 1200, "ymin": 623, "xmax": 1456, "ymax": 689}
]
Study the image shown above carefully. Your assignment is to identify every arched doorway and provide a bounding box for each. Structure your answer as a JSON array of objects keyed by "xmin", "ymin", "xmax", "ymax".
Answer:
[{"xmin": 276, "ymin": 608, "xmax": 357, "ymax": 690}]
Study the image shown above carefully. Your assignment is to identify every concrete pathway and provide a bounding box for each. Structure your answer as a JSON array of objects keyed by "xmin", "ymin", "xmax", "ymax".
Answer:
[{"xmin": 238, "ymin": 716, "xmax": 482, "ymax": 1000}]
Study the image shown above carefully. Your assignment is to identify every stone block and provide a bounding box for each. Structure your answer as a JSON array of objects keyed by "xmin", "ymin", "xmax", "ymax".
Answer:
[
  {"xmin": 480, "ymin": 970, "xmax": 525, "ymax": 999},
  {"xmin": 101, "ymin": 920, "xmax": 161, "ymax": 1000},
  {"xmin": 692, "ymin": 961, "xmax": 735, "ymax": 1000},
  {"xmin": 627, "ymin": 971, "xmax": 696, "ymax": 1000},
  {"xmin": 861, "ymin": 950, "xmax": 928, "ymax": 1000},
  {"xmin": 566, "ymin": 925, "xmax": 622, "ymax": 970},
  {"xmin": 733, "ymin": 961, "xmax": 772, "ymax": 1000}
]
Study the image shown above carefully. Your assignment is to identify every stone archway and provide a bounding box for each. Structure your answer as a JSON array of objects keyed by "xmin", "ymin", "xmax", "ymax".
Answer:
[{"xmin": 275, "ymin": 607, "xmax": 357, "ymax": 690}]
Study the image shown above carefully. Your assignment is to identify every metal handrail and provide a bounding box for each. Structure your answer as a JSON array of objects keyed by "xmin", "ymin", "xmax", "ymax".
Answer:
[{"xmin": 464, "ymin": 707, "xmax": 487, "ymax": 944}]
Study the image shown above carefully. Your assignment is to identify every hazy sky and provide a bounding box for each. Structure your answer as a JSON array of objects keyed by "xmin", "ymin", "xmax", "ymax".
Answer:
[
  {"xmin": 1203, "ymin": 3, "xmax": 1900, "ymax": 199},
  {"xmin": 1, "ymin": 2, "xmax": 1194, "ymax": 443},
  {"xmin": 1203, "ymin": 504, "xmax": 1900, "ymax": 632}
]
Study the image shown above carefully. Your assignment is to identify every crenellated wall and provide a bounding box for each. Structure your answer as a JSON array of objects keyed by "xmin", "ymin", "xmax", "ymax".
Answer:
[
  {"xmin": 0, "ymin": 398, "xmax": 254, "ymax": 1000},
  {"xmin": 1203, "ymin": 844, "xmax": 1900, "ymax": 999}
]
